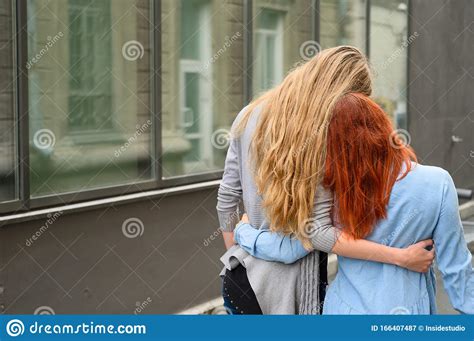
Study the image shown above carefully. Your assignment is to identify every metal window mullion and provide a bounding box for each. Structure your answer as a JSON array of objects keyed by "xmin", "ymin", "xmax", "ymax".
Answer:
[
  {"xmin": 244, "ymin": 0, "xmax": 253, "ymax": 104},
  {"xmin": 313, "ymin": 0, "xmax": 320, "ymax": 43},
  {"xmin": 406, "ymin": 0, "xmax": 412, "ymax": 133},
  {"xmin": 154, "ymin": 0, "xmax": 163, "ymax": 188},
  {"xmin": 366, "ymin": 0, "xmax": 371, "ymax": 58},
  {"xmin": 16, "ymin": 0, "xmax": 30, "ymax": 211}
]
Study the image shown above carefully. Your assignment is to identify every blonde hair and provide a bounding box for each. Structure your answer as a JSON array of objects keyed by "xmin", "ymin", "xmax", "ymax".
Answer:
[{"xmin": 236, "ymin": 46, "xmax": 373, "ymax": 249}]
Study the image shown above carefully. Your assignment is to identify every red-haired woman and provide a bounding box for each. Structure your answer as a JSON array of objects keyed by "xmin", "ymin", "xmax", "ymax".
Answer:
[{"xmin": 234, "ymin": 93, "xmax": 474, "ymax": 314}]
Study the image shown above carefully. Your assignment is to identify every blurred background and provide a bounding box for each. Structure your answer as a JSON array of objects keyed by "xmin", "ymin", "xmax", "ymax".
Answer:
[{"xmin": 0, "ymin": 0, "xmax": 472, "ymax": 314}]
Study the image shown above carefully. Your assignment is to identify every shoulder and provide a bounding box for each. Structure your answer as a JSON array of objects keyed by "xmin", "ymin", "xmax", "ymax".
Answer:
[
  {"xmin": 409, "ymin": 163, "xmax": 450, "ymax": 181},
  {"xmin": 234, "ymin": 105, "xmax": 251, "ymax": 124},
  {"xmin": 231, "ymin": 103, "xmax": 266, "ymax": 141},
  {"xmin": 393, "ymin": 163, "xmax": 454, "ymax": 213},
  {"xmin": 232, "ymin": 103, "xmax": 265, "ymax": 128},
  {"xmin": 404, "ymin": 163, "xmax": 453, "ymax": 196}
]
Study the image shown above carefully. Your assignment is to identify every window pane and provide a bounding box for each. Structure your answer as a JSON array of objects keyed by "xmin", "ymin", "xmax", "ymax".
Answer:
[
  {"xmin": 370, "ymin": 0, "xmax": 409, "ymax": 129},
  {"xmin": 0, "ymin": 0, "xmax": 17, "ymax": 202},
  {"xmin": 161, "ymin": 0, "xmax": 245, "ymax": 177},
  {"xmin": 320, "ymin": 0, "xmax": 367, "ymax": 51},
  {"xmin": 27, "ymin": 0, "xmax": 154, "ymax": 197},
  {"xmin": 253, "ymin": 0, "xmax": 314, "ymax": 94}
]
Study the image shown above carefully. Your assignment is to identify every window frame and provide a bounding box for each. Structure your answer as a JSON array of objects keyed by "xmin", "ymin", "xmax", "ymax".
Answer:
[
  {"xmin": 253, "ymin": 8, "xmax": 285, "ymax": 93},
  {"xmin": 11, "ymin": 0, "xmax": 162, "ymax": 213},
  {"xmin": 0, "ymin": 0, "xmax": 20, "ymax": 214},
  {"xmin": 6, "ymin": 0, "xmax": 233, "ymax": 215},
  {"xmin": 317, "ymin": 0, "xmax": 370, "ymax": 54},
  {"xmin": 3, "ymin": 0, "xmax": 411, "ymax": 215},
  {"xmin": 162, "ymin": 0, "xmax": 320, "ymax": 184}
]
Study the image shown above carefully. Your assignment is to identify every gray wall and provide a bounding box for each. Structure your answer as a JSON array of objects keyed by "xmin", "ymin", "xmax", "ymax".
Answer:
[
  {"xmin": 1, "ymin": 188, "xmax": 224, "ymax": 314},
  {"xmin": 408, "ymin": 0, "xmax": 474, "ymax": 189}
]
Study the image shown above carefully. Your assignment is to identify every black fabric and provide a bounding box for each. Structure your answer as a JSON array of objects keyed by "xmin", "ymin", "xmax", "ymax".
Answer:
[
  {"xmin": 318, "ymin": 251, "xmax": 329, "ymax": 310},
  {"xmin": 222, "ymin": 252, "xmax": 329, "ymax": 315},
  {"xmin": 222, "ymin": 265, "xmax": 263, "ymax": 315}
]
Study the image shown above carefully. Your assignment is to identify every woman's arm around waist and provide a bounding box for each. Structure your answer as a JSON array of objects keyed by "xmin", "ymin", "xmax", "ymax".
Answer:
[{"xmin": 236, "ymin": 186, "xmax": 435, "ymax": 272}]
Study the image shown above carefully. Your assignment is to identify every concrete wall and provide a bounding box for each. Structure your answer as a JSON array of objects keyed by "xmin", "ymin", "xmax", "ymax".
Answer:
[
  {"xmin": 408, "ymin": 0, "xmax": 474, "ymax": 189},
  {"xmin": 0, "ymin": 188, "xmax": 224, "ymax": 314}
]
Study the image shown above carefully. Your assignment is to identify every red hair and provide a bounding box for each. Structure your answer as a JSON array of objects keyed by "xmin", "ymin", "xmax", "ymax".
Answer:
[{"xmin": 324, "ymin": 93, "xmax": 416, "ymax": 239}]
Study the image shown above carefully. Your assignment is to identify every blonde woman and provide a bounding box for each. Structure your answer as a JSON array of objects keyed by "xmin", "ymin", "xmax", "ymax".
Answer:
[{"xmin": 217, "ymin": 46, "xmax": 435, "ymax": 314}]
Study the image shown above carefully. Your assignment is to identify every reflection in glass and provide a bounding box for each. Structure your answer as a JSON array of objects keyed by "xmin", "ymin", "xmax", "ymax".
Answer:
[
  {"xmin": 320, "ymin": 0, "xmax": 367, "ymax": 51},
  {"xmin": 27, "ymin": 0, "xmax": 154, "ymax": 197},
  {"xmin": 161, "ymin": 0, "xmax": 245, "ymax": 177},
  {"xmin": 253, "ymin": 0, "xmax": 314, "ymax": 95},
  {"xmin": 254, "ymin": 8, "xmax": 284, "ymax": 93},
  {"xmin": 370, "ymin": 0, "xmax": 409, "ymax": 129},
  {"xmin": 0, "ymin": 0, "xmax": 17, "ymax": 202}
]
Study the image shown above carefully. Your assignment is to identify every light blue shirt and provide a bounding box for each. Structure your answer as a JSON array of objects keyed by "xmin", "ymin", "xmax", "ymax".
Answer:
[{"xmin": 234, "ymin": 164, "xmax": 474, "ymax": 314}]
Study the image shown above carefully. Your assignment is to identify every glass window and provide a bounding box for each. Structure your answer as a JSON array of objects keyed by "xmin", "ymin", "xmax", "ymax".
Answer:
[
  {"xmin": 254, "ymin": 9, "xmax": 284, "ymax": 93},
  {"xmin": 0, "ymin": 0, "xmax": 17, "ymax": 203},
  {"xmin": 161, "ymin": 0, "xmax": 245, "ymax": 177},
  {"xmin": 320, "ymin": 0, "xmax": 367, "ymax": 51},
  {"xmin": 253, "ymin": 0, "xmax": 314, "ymax": 94},
  {"xmin": 370, "ymin": 0, "xmax": 409, "ymax": 129},
  {"xmin": 27, "ymin": 0, "xmax": 154, "ymax": 197}
]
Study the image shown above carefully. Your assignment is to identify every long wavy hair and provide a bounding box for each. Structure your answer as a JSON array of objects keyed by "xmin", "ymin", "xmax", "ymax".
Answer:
[
  {"xmin": 324, "ymin": 93, "xmax": 416, "ymax": 239},
  {"xmin": 236, "ymin": 46, "xmax": 373, "ymax": 248}
]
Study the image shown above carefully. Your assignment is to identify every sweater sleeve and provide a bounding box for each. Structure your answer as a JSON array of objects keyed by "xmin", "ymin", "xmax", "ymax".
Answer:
[
  {"xmin": 216, "ymin": 120, "xmax": 243, "ymax": 232},
  {"xmin": 434, "ymin": 171, "xmax": 474, "ymax": 314},
  {"xmin": 307, "ymin": 186, "xmax": 340, "ymax": 252}
]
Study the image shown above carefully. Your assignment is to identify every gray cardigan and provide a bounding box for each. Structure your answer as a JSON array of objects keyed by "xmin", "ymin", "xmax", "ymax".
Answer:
[{"xmin": 217, "ymin": 105, "xmax": 339, "ymax": 314}]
